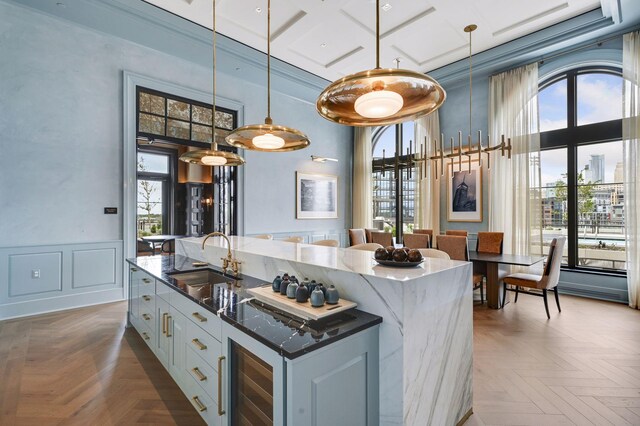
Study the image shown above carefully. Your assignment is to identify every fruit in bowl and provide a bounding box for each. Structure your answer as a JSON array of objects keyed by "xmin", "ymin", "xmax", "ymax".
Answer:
[
  {"xmin": 407, "ymin": 249, "xmax": 423, "ymax": 263},
  {"xmin": 392, "ymin": 248, "xmax": 408, "ymax": 262},
  {"xmin": 374, "ymin": 247, "xmax": 388, "ymax": 261},
  {"xmin": 384, "ymin": 246, "xmax": 395, "ymax": 259}
]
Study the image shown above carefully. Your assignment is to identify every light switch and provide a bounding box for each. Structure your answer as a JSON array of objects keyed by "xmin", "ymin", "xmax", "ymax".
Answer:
[{"xmin": 32, "ymin": 269, "xmax": 41, "ymax": 279}]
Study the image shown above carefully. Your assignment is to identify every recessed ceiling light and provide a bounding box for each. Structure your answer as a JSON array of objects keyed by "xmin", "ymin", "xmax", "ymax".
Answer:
[
  {"xmin": 255, "ymin": 7, "xmax": 262, "ymax": 13},
  {"xmin": 382, "ymin": 3, "xmax": 392, "ymax": 12},
  {"xmin": 320, "ymin": 43, "xmax": 327, "ymax": 48}
]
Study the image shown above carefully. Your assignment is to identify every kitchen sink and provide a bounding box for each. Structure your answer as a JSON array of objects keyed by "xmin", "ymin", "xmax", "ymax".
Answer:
[{"xmin": 168, "ymin": 269, "xmax": 234, "ymax": 300}]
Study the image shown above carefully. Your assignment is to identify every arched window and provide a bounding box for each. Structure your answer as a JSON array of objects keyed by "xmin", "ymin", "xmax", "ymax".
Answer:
[{"xmin": 538, "ymin": 66, "xmax": 625, "ymax": 272}]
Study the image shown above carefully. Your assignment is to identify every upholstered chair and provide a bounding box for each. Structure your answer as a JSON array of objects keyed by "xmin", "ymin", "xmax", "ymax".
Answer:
[
  {"xmin": 476, "ymin": 232, "xmax": 504, "ymax": 254},
  {"xmin": 282, "ymin": 236, "xmax": 304, "ymax": 243},
  {"xmin": 160, "ymin": 239, "xmax": 175, "ymax": 254},
  {"xmin": 253, "ymin": 234, "xmax": 273, "ymax": 240},
  {"xmin": 413, "ymin": 229, "xmax": 434, "ymax": 248},
  {"xmin": 369, "ymin": 231, "xmax": 393, "ymax": 247},
  {"xmin": 437, "ymin": 235, "xmax": 484, "ymax": 301},
  {"xmin": 418, "ymin": 248, "xmax": 450, "ymax": 260},
  {"xmin": 502, "ymin": 237, "xmax": 567, "ymax": 319},
  {"xmin": 446, "ymin": 230, "xmax": 468, "ymax": 237},
  {"xmin": 312, "ymin": 239, "xmax": 340, "ymax": 247},
  {"xmin": 347, "ymin": 243, "xmax": 383, "ymax": 252},
  {"xmin": 348, "ymin": 229, "xmax": 366, "ymax": 246},
  {"xmin": 365, "ymin": 228, "xmax": 378, "ymax": 243},
  {"xmin": 403, "ymin": 233, "xmax": 430, "ymax": 249}
]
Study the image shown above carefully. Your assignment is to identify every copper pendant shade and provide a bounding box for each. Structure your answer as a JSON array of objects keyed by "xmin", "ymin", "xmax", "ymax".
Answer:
[
  {"xmin": 179, "ymin": 0, "xmax": 245, "ymax": 167},
  {"xmin": 316, "ymin": 0, "xmax": 446, "ymax": 126},
  {"xmin": 225, "ymin": 0, "xmax": 310, "ymax": 152}
]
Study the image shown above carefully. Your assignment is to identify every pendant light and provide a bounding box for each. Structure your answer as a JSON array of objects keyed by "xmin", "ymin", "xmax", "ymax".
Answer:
[
  {"xmin": 225, "ymin": 0, "xmax": 310, "ymax": 152},
  {"xmin": 179, "ymin": 0, "xmax": 245, "ymax": 167},
  {"xmin": 316, "ymin": 0, "xmax": 446, "ymax": 127}
]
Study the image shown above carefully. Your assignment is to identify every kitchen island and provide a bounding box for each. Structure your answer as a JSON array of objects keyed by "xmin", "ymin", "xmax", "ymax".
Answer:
[{"xmin": 177, "ymin": 236, "xmax": 473, "ymax": 426}]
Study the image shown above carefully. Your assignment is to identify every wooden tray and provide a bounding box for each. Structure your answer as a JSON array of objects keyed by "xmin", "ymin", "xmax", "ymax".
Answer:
[{"xmin": 247, "ymin": 285, "xmax": 357, "ymax": 321}]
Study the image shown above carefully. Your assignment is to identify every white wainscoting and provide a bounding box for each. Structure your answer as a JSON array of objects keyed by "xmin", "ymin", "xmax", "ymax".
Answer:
[
  {"xmin": 246, "ymin": 230, "xmax": 349, "ymax": 248},
  {"xmin": 0, "ymin": 241, "xmax": 123, "ymax": 320}
]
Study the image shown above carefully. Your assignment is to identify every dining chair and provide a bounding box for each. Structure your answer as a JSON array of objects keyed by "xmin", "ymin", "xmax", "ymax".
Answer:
[
  {"xmin": 137, "ymin": 239, "xmax": 154, "ymax": 256},
  {"xmin": 160, "ymin": 239, "xmax": 175, "ymax": 255},
  {"xmin": 347, "ymin": 243, "xmax": 383, "ymax": 252},
  {"xmin": 369, "ymin": 231, "xmax": 393, "ymax": 247},
  {"xmin": 365, "ymin": 228, "xmax": 378, "ymax": 243},
  {"xmin": 437, "ymin": 235, "xmax": 484, "ymax": 302},
  {"xmin": 349, "ymin": 229, "xmax": 366, "ymax": 246},
  {"xmin": 446, "ymin": 230, "xmax": 468, "ymax": 237},
  {"xmin": 253, "ymin": 234, "xmax": 273, "ymax": 240},
  {"xmin": 282, "ymin": 236, "xmax": 304, "ymax": 243},
  {"xmin": 472, "ymin": 232, "xmax": 505, "ymax": 304},
  {"xmin": 312, "ymin": 239, "xmax": 340, "ymax": 247},
  {"xmin": 413, "ymin": 229, "xmax": 433, "ymax": 248},
  {"xmin": 403, "ymin": 233, "xmax": 430, "ymax": 249},
  {"xmin": 502, "ymin": 237, "xmax": 566, "ymax": 319},
  {"xmin": 418, "ymin": 248, "xmax": 450, "ymax": 260}
]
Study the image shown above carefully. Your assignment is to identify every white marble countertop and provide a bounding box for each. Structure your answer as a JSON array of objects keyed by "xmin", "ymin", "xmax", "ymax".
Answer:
[{"xmin": 183, "ymin": 235, "xmax": 468, "ymax": 283}]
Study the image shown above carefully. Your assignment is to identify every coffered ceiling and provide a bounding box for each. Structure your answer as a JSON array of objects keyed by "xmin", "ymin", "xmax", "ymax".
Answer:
[{"xmin": 143, "ymin": 0, "xmax": 603, "ymax": 80}]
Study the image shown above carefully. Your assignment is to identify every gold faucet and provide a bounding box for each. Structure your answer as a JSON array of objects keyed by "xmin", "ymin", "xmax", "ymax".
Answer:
[{"xmin": 201, "ymin": 232, "xmax": 241, "ymax": 277}]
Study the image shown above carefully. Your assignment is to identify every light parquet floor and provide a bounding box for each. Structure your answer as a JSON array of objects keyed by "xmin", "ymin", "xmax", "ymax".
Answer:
[{"xmin": 466, "ymin": 294, "xmax": 640, "ymax": 426}]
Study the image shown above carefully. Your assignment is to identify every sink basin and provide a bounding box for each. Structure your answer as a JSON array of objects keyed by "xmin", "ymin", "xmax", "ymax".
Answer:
[{"xmin": 168, "ymin": 269, "xmax": 233, "ymax": 300}]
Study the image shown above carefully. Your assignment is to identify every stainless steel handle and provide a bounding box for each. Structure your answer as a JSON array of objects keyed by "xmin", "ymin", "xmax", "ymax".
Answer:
[
  {"xmin": 218, "ymin": 356, "xmax": 225, "ymax": 416},
  {"xmin": 192, "ymin": 396, "xmax": 207, "ymax": 412},
  {"xmin": 192, "ymin": 338, "xmax": 207, "ymax": 351},
  {"xmin": 192, "ymin": 367, "xmax": 207, "ymax": 381},
  {"xmin": 192, "ymin": 312, "xmax": 207, "ymax": 322},
  {"xmin": 166, "ymin": 316, "xmax": 172, "ymax": 337}
]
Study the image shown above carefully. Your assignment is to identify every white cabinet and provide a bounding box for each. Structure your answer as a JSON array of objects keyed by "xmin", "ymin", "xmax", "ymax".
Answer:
[
  {"xmin": 169, "ymin": 307, "xmax": 187, "ymax": 386},
  {"xmin": 156, "ymin": 296, "xmax": 171, "ymax": 368}
]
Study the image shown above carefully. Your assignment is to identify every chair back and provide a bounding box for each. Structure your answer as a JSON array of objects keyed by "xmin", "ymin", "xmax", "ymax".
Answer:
[
  {"xmin": 413, "ymin": 229, "xmax": 433, "ymax": 247},
  {"xmin": 365, "ymin": 228, "xmax": 378, "ymax": 243},
  {"xmin": 403, "ymin": 233, "xmax": 430, "ymax": 249},
  {"xmin": 446, "ymin": 230, "xmax": 468, "ymax": 237},
  {"xmin": 436, "ymin": 235, "xmax": 469, "ymax": 261},
  {"xmin": 253, "ymin": 234, "xmax": 273, "ymax": 240},
  {"xmin": 348, "ymin": 243, "xmax": 383, "ymax": 252},
  {"xmin": 349, "ymin": 229, "xmax": 366, "ymax": 246},
  {"xmin": 137, "ymin": 239, "xmax": 153, "ymax": 256},
  {"xmin": 476, "ymin": 232, "xmax": 504, "ymax": 254},
  {"xmin": 369, "ymin": 231, "xmax": 393, "ymax": 247},
  {"xmin": 540, "ymin": 237, "xmax": 566, "ymax": 289},
  {"xmin": 283, "ymin": 236, "xmax": 304, "ymax": 243},
  {"xmin": 160, "ymin": 239, "xmax": 175, "ymax": 254},
  {"xmin": 418, "ymin": 248, "xmax": 450, "ymax": 260},
  {"xmin": 312, "ymin": 239, "xmax": 340, "ymax": 247}
]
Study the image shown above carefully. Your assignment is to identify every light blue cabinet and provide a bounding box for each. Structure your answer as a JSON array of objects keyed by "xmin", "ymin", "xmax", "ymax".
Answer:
[{"xmin": 156, "ymin": 296, "xmax": 171, "ymax": 369}]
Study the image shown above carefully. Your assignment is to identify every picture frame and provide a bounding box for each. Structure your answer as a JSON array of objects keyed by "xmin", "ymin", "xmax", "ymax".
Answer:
[
  {"xmin": 296, "ymin": 172, "xmax": 338, "ymax": 219},
  {"xmin": 447, "ymin": 160, "xmax": 483, "ymax": 222}
]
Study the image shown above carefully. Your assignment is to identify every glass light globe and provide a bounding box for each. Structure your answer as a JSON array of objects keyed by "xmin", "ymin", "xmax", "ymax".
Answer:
[
  {"xmin": 201, "ymin": 155, "xmax": 227, "ymax": 166},
  {"xmin": 354, "ymin": 89, "xmax": 404, "ymax": 118},
  {"xmin": 253, "ymin": 133, "xmax": 285, "ymax": 150}
]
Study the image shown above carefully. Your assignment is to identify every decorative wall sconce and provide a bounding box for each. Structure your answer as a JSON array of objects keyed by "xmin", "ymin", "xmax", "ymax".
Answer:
[
  {"xmin": 311, "ymin": 156, "xmax": 338, "ymax": 163},
  {"xmin": 201, "ymin": 196, "xmax": 213, "ymax": 211}
]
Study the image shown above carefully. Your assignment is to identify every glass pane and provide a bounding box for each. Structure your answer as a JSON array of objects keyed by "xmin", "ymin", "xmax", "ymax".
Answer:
[
  {"xmin": 193, "ymin": 105, "xmax": 213, "ymax": 125},
  {"xmin": 577, "ymin": 141, "xmax": 623, "ymax": 185},
  {"xmin": 372, "ymin": 126, "xmax": 394, "ymax": 158},
  {"xmin": 215, "ymin": 110, "xmax": 234, "ymax": 130},
  {"xmin": 539, "ymin": 148, "xmax": 568, "ymax": 263},
  {"xmin": 137, "ymin": 152, "xmax": 169, "ymax": 174},
  {"xmin": 539, "ymin": 78, "xmax": 567, "ymax": 132},
  {"xmin": 137, "ymin": 179, "xmax": 163, "ymax": 237},
  {"xmin": 139, "ymin": 113, "xmax": 165, "ymax": 135},
  {"xmin": 167, "ymin": 99, "xmax": 190, "ymax": 120},
  {"xmin": 139, "ymin": 92, "xmax": 165, "ymax": 115},
  {"xmin": 372, "ymin": 169, "xmax": 395, "ymax": 233},
  {"xmin": 577, "ymin": 183, "xmax": 625, "ymax": 270},
  {"xmin": 577, "ymin": 73, "xmax": 623, "ymax": 126},
  {"xmin": 167, "ymin": 119, "xmax": 190, "ymax": 139},
  {"xmin": 192, "ymin": 124, "xmax": 213, "ymax": 143}
]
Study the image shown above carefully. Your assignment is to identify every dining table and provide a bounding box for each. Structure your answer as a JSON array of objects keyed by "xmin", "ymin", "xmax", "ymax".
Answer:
[{"xmin": 468, "ymin": 252, "xmax": 546, "ymax": 309}]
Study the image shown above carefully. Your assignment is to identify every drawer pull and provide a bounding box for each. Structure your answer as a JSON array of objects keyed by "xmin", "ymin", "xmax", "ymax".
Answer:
[
  {"xmin": 191, "ymin": 338, "xmax": 207, "ymax": 351},
  {"xmin": 142, "ymin": 278, "xmax": 152, "ymax": 284},
  {"xmin": 218, "ymin": 356, "xmax": 225, "ymax": 416},
  {"xmin": 192, "ymin": 367, "xmax": 207, "ymax": 381},
  {"xmin": 141, "ymin": 332, "xmax": 150, "ymax": 341},
  {"xmin": 142, "ymin": 313, "xmax": 151, "ymax": 321},
  {"xmin": 192, "ymin": 312, "xmax": 207, "ymax": 322},
  {"xmin": 166, "ymin": 315, "xmax": 172, "ymax": 337},
  {"xmin": 142, "ymin": 295, "xmax": 151, "ymax": 302},
  {"xmin": 130, "ymin": 267, "xmax": 138, "ymax": 272},
  {"xmin": 162, "ymin": 313, "xmax": 167, "ymax": 335},
  {"xmin": 192, "ymin": 396, "xmax": 207, "ymax": 412}
]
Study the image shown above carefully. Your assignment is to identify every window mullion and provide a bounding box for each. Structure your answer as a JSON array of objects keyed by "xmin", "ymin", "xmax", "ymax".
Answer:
[{"xmin": 567, "ymin": 71, "xmax": 578, "ymax": 268}]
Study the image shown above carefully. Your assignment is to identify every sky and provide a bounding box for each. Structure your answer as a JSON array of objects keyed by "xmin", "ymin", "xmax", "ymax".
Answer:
[{"xmin": 137, "ymin": 152, "xmax": 168, "ymax": 215}]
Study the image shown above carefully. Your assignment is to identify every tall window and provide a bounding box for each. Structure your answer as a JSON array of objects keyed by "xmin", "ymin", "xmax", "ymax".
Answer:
[
  {"xmin": 371, "ymin": 121, "xmax": 416, "ymax": 237},
  {"xmin": 538, "ymin": 67, "xmax": 625, "ymax": 272},
  {"xmin": 137, "ymin": 151, "xmax": 172, "ymax": 237}
]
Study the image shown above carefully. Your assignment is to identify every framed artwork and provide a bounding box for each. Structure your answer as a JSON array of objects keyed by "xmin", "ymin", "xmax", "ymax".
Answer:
[
  {"xmin": 296, "ymin": 172, "xmax": 338, "ymax": 219},
  {"xmin": 447, "ymin": 161, "xmax": 482, "ymax": 222}
]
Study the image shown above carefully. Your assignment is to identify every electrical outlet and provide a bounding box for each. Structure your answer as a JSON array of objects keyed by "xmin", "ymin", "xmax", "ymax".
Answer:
[{"xmin": 32, "ymin": 269, "xmax": 41, "ymax": 279}]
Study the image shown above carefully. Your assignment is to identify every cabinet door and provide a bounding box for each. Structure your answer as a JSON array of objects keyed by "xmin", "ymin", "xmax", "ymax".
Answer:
[
  {"xmin": 222, "ymin": 322, "xmax": 285, "ymax": 426},
  {"xmin": 169, "ymin": 307, "xmax": 188, "ymax": 387},
  {"xmin": 156, "ymin": 297, "xmax": 170, "ymax": 369}
]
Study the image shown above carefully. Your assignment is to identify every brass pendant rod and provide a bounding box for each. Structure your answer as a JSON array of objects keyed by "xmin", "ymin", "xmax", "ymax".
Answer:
[
  {"xmin": 375, "ymin": 0, "xmax": 380, "ymax": 69},
  {"xmin": 266, "ymin": 0, "xmax": 272, "ymax": 123},
  {"xmin": 468, "ymin": 27, "xmax": 472, "ymax": 141},
  {"xmin": 212, "ymin": 0, "xmax": 217, "ymax": 151}
]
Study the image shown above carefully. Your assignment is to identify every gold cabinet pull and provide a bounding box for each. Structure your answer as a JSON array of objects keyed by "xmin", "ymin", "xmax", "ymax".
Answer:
[
  {"xmin": 142, "ymin": 313, "xmax": 151, "ymax": 321},
  {"xmin": 166, "ymin": 316, "xmax": 172, "ymax": 337},
  {"xmin": 141, "ymin": 332, "xmax": 150, "ymax": 341},
  {"xmin": 142, "ymin": 295, "xmax": 151, "ymax": 302},
  {"xmin": 130, "ymin": 267, "xmax": 138, "ymax": 272},
  {"xmin": 142, "ymin": 278, "xmax": 152, "ymax": 283},
  {"xmin": 192, "ymin": 396, "xmax": 207, "ymax": 412},
  {"xmin": 162, "ymin": 313, "xmax": 167, "ymax": 335},
  {"xmin": 191, "ymin": 367, "xmax": 207, "ymax": 381},
  {"xmin": 192, "ymin": 312, "xmax": 207, "ymax": 322},
  {"xmin": 192, "ymin": 338, "xmax": 207, "ymax": 351},
  {"xmin": 218, "ymin": 356, "xmax": 225, "ymax": 416}
]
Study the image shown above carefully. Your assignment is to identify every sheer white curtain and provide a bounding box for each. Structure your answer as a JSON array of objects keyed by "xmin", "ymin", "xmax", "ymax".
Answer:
[
  {"xmin": 488, "ymin": 63, "xmax": 542, "ymax": 256},
  {"xmin": 623, "ymin": 31, "xmax": 640, "ymax": 309},
  {"xmin": 353, "ymin": 127, "xmax": 373, "ymax": 229},
  {"xmin": 414, "ymin": 111, "xmax": 441, "ymax": 235}
]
